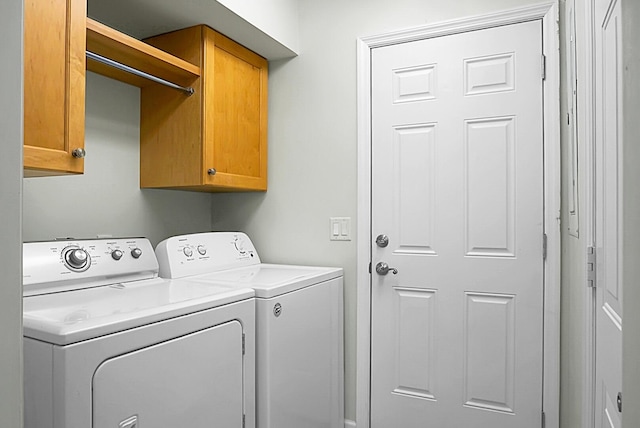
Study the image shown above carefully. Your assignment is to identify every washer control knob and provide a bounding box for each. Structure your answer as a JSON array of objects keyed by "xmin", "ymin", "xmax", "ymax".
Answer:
[
  {"xmin": 183, "ymin": 247, "xmax": 193, "ymax": 257},
  {"xmin": 131, "ymin": 248, "xmax": 143, "ymax": 259},
  {"xmin": 111, "ymin": 249, "xmax": 124, "ymax": 261},
  {"xmin": 197, "ymin": 245, "xmax": 207, "ymax": 256},
  {"xmin": 66, "ymin": 248, "xmax": 89, "ymax": 270}
]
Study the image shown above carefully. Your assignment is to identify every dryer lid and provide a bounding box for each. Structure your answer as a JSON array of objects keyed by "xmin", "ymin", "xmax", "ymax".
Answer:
[
  {"xmin": 22, "ymin": 278, "xmax": 254, "ymax": 345},
  {"xmin": 189, "ymin": 264, "xmax": 343, "ymax": 298}
]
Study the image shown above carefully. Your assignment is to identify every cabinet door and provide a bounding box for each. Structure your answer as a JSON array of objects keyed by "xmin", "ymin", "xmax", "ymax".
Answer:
[
  {"xmin": 24, "ymin": 0, "xmax": 85, "ymax": 176},
  {"xmin": 203, "ymin": 29, "xmax": 268, "ymax": 190}
]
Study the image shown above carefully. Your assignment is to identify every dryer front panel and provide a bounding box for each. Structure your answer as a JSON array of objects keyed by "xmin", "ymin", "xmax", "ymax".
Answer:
[{"xmin": 92, "ymin": 320, "xmax": 244, "ymax": 428}]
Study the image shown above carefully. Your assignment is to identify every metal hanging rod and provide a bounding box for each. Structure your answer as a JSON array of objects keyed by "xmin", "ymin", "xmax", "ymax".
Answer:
[{"xmin": 86, "ymin": 51, "xmax": 195, "ymax": 96}]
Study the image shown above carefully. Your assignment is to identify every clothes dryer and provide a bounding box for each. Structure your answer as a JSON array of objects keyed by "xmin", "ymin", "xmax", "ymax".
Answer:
[
  {"xmin": 23, "ymin": 237, "xmax": 255, "ymax": 428},
  {"xmin": 156, "ymin": 232, "xmax": 344, "ymax": 428}
]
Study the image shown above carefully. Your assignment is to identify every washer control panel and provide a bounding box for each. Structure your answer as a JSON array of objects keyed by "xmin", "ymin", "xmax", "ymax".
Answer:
[
  {"xmin": 155, "ymin": 232, "xmax": 260, "ymax": 279},
  {"xmin": 23, "ymin": 238, "xmax": 158, "ymax": 296}
]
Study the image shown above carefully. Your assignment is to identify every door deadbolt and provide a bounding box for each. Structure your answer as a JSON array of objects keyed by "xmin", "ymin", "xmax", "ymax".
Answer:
[{"xmin": 375, "ymin": 234, "xmax": 389, "ymax": 247}]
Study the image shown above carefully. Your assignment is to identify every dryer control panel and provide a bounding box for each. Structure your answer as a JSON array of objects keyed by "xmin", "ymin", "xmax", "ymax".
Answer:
[
  {"xmin": 155, "ymin": 232, "xmax": 260, "ymax": 279},
  {"xmin": 23, "ymin": 238, "xmax": 158, "ymax": 296}
]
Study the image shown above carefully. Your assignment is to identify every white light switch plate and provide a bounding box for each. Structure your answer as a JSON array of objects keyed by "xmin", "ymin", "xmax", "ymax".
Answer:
[{"xmin": 330, "ymin": 217, "xmax": 351, "ymax": 241}]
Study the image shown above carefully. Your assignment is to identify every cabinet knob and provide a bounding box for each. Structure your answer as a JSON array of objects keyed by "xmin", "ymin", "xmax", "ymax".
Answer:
[
  {"xmin": 207, "ymin": 168, "xmax": 217, "ymax": 175},
  {"xmin": 72, "ymin": 148, "xmax": 86, "ymax": 158}
]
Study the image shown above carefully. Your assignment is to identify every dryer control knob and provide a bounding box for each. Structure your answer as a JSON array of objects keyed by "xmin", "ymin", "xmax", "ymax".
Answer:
[
  {"xmin": 111, "ymin": 249, "xmax": 124, "ymax": 261},
  {"xmin": 183, "ymin": 247, "xmax": 193, "ymax": 257},
  {"xmin": 131, "ymin": 248, "xmax": 143, "ymax": 259},
  {"xmin": 65, "ymin": 248, "xmax": 90, "ymax": 270},
  {"xmin": 197, "ymin": 245, "xmax": 207, "ymax": 256}
]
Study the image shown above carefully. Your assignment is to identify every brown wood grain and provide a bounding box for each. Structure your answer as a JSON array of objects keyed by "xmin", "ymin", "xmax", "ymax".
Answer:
[
  {"xmin": 141, "ymin": 26, "xmax": 268, "ymax": 192},
  {"xmin": 23, "ymin": 0, "xmax": 86, "ymax": 175},
  {"xmin": 86, "ymin": 18, "xmax": 200, "ymax": 87}
]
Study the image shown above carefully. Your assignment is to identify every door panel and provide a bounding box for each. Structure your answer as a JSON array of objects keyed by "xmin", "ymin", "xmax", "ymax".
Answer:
[
  {"xmin": 594, "ymin": 0, "xmax": 623, "ymax": 426},
  {"xmin": 371, "ymin": 20, "xmax": 544, "ymax": 427}
]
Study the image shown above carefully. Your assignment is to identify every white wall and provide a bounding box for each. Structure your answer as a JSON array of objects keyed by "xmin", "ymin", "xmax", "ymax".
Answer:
[
  {"xmin": 0, "ymin": 0, "xmax": 23, "ymax": 426},
  {"xmin": 560, "ymin": 1, "xmax": 588, "ymax": 426},
  {"xmin": 210, "ymin": 0, "xmax": 549, "ymax": 421},
  {"xmin": 622, "ymin": 0, "xmax": 640, "ymax": 425},
  {"xmin": 87, "ymin": 0, "xmax": 299, "ymax": 60},
  {"xmin": 216, "ymin": 0, "xmax": 299, "ymax": 54},
  {"xmin": 23, "ymin": 73, "xmax": 214, "ymax": 246}
]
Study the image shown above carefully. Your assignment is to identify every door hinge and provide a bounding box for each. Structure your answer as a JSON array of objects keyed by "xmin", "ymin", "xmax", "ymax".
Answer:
[
  {"xmin": 542, "ymin": 410, "xmax": 546, "ymax": 428},
  {"xmin": 541, "ymin": 54, "xmax": 547, "ymax": 81},
  {"xmin": 617, "ymin": 392, "xmax": 623, "ymax": 413},
  {"xmin": 243, "ymin": 414, "xmax": 246, "ymax": 428},
  {"xmin": 369, "ymin": 262, "xmax": 372, "ymax": 274},
  {"xmin": 242, "ymin": 333, "xmax": 246, "ymax": 355},
  {"xmin": 542, "ymin": 233, "xmax": 548, "ymax": 261},
  {"xmin": 587, "ymin": 246, "xmax": 597, "ymax": 288}
]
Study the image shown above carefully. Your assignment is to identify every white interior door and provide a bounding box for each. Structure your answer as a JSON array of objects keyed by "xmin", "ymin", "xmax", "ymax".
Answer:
[
  {"xmin": 370, "ymin": 20, "xmax": 545, "ymax": 427},
  {"xmin": 594, "ymin": 0, "xmax": 623, "ymax": 426}
]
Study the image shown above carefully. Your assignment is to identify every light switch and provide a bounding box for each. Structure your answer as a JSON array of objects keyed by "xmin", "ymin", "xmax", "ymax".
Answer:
[{"xmin": 330, "ymin": 217, "xmax": 351, "ymax": 241}]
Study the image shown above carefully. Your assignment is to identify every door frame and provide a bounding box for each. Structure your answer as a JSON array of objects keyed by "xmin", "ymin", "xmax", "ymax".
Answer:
[
  {"xmin": 355, "ymin": 3, "xmax": 561, "ymax": 428},
  {"xmin": 574, "ymin": 0, "xmax": 597, "ymax": 426}
]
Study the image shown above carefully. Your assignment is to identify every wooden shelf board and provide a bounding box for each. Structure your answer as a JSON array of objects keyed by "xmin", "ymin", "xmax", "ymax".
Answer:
[{"xmin": 86, "ymin": 18, "xmax": 200, "ymax": 87}]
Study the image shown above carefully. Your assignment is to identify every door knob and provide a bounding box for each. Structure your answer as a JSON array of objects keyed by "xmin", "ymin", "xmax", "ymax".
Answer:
[
  {"xmin": 375, "ymin": 234, "xmax": 389, "ymax": 247},
  {"xmin": 375, "ymin": 262, "xmax": 398, "ymax": 275}
]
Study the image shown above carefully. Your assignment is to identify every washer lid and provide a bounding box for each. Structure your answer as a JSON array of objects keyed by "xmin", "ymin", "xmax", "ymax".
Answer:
[
  {"xmin": 189, "ymin": 264, "xmax": 343, "ymax": 298},
  {"xmin": 22, "ymin": 278, "xmax": 254, "ymax": 345}
]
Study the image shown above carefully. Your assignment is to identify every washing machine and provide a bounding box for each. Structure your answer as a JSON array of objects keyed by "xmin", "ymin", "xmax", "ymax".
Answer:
[
  {"xmin": 155, "ymin": 232, "xmax": 344, "ymax": 428},
  {"xmin": 22, "ymin": 237, "xmax": 256, "ymax": 428}
]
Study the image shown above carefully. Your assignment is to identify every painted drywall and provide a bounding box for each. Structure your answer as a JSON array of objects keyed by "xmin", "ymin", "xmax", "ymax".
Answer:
[
  {"xmin": 23, "ymin": 72, "xmax": 213, "ymax": 246},
  {"xmin": 87, "ymin": 0, "xmax": 299, "ymax": 60},
  {"xmin": 210, "ymin": 0, "xmax": 552, "ymax": 421},
  {"xmin": 622, "ymin": 0, "xmax": 640, "ymax": 425},
  {"xmin": 0, "ymin": 0, "xmax": 23, "ymax": 426},
  {"xmin": 560, "ymin": 1, "xmax": 588, "ymax": 426},
  {"xmin": 216, "ymin": 0, "xmax": 299, "ymax": 53}
]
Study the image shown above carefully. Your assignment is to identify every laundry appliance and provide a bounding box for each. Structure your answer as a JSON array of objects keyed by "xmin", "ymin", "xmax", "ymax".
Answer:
[
  {"xmin": 155, "ymin": 232, "xmax": 344, "ymax": 428},
  {"xmin": 22, "ymin": 237, "xmax": 256, "ymax": 428}
]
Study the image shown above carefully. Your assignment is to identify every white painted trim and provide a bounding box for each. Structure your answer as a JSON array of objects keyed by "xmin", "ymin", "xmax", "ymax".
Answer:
[
  {"xmin": 355, "ymin": 35, "xmax": 373, "ymax": 428},
  {"xmin": 355, "ymin": 3, "xmax": 560, "ymax": 428},
  {"xmin": 541, "ymin": 5, "xmax": 562, "ymax": 428},
  {"xmin": 578, "ymin": 0, "xmax": 597, "ymax": 426}
]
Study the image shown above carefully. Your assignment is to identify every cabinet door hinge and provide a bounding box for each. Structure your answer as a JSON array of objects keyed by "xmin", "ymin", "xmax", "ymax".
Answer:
[
  {"xmin": 542, "ymin": 410, "xmax": 546, "ymax": 428},
  {"xmin": 543, "ymin": 233, "xmax": 548, "ymax": 261},
  {"xmin": 587, "ymin": 246, "xmax": 597, "ymax": 288},
  {"xmin": 369, "ymin": 262, "xmax": 372, "ymax": 274},
  {"xmin": 243, "ymin": 414, "xmax": 246, "ymax": 428},
  {"xmin": 242, "ymin": 333, "xmax": 246, "ymax": 355},
  {"xmin": 541, "ymin": 54, "xmax": 547, "ymax": 81}
]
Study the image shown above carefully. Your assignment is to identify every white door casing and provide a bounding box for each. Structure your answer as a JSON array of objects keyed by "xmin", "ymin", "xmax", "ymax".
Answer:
[
  {"xmin": 370, "ymin": 20, "xmax": 543, "ymax": 428},
  {"xmin": 593, "ymin": 0, "xmax": 623, "ymax": 426},
  {"xmin": 356, "ymin": 3, "xmax": 561, "ymax": 428}
]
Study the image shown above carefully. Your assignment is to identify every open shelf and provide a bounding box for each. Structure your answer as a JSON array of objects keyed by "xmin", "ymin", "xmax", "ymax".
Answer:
[{"xmin": 86, "ymin": 18, "xmax": 200, "ymax": 88}]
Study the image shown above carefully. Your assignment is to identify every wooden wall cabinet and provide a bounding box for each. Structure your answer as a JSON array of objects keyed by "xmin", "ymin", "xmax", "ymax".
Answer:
[
  {"xmin": 141, "ymin": 26, "xmax": 268, "ymax": 192},
  {"xmin": 24, "ymin": 0, "xmax": 86, "ymax": 176}
]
